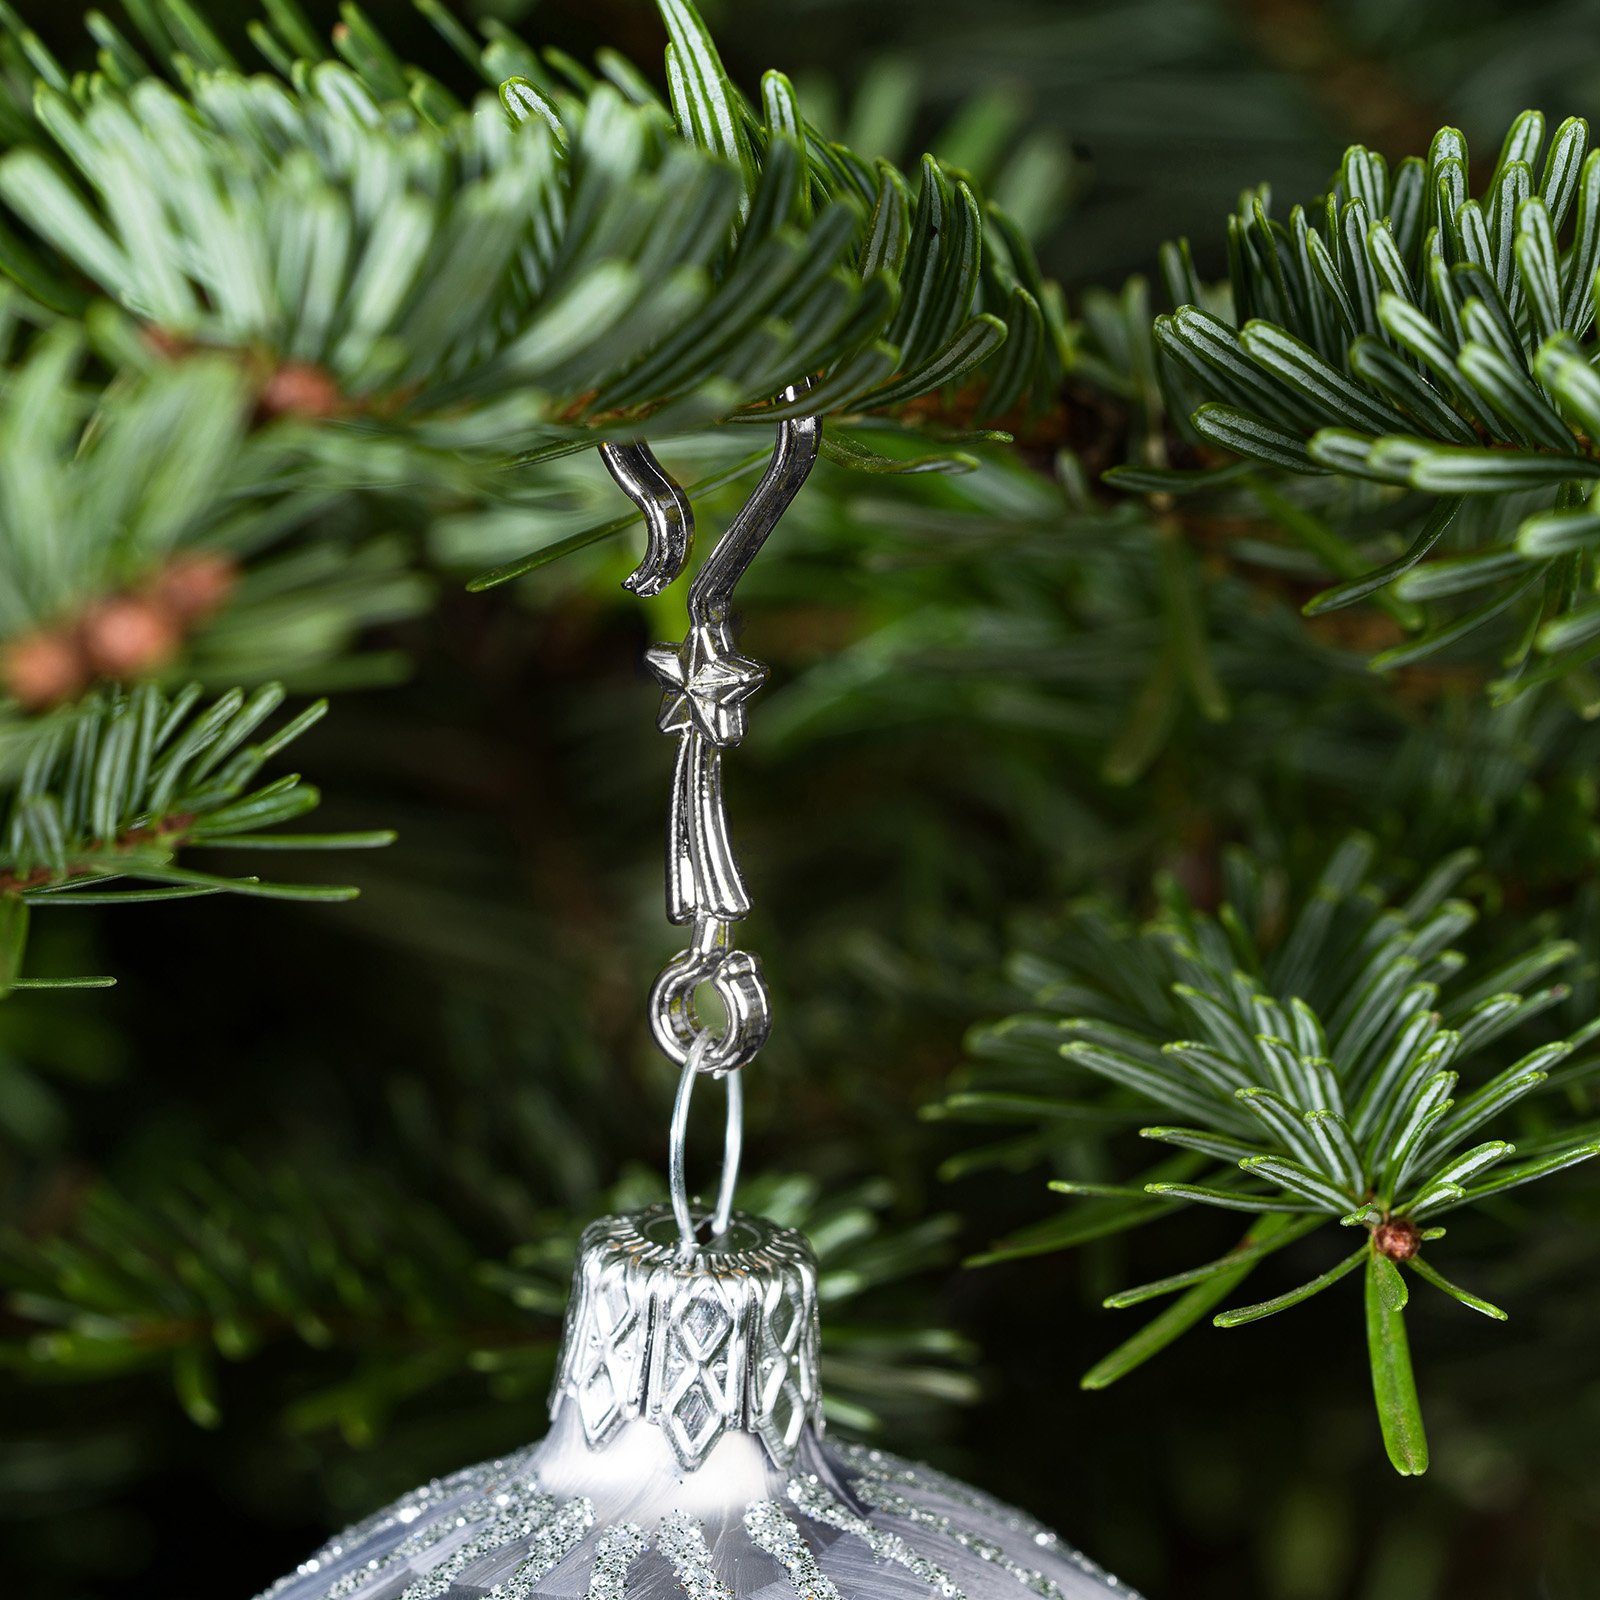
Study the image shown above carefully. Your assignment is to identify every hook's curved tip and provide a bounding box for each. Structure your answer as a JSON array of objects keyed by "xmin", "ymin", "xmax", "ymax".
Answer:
[
  {"xmin": 603, "ymin": 384, "xmax": 820, "ymax": 606},
  {"xmin": 600, "ymin": 440, "xmax": 695, "ymax": 597},
  {"xmin": 622, "ymin": 561, "xmax": 677, "ymax": 599}
]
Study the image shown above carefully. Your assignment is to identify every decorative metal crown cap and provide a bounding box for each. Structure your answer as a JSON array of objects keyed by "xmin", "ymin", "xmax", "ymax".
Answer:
[{"xmin": 550, "ymin": 1206, "xmax": 823, "ymax": 1473}]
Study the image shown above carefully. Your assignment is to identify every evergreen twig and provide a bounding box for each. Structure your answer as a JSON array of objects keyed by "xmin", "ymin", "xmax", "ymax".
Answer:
[{"xmin": 944, "ymin": 836, "xmax": 1600, "ymax": 1475}]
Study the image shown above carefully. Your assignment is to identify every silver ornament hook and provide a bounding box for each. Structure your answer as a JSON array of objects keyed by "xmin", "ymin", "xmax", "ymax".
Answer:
[
  {"xmin": 684, "ymin": 410, "xmax": 821, "ymax": 630},
  {"xmin": 600, "ymin": 440, "xmax": 695, "ymax": 598},
  {"xmin": 604, "ymin": 391, "xmax": 820, "ymax": 1251},
  {"xmin": 602, "ymin": 403, "xmax": 822, "ymax": 622}
]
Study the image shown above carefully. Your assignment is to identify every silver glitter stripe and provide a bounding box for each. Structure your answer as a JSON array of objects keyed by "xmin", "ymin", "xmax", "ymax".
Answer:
[
  {"xmin": 836, "ymin": 1445, "xmax": 1060, "ymax": 1551},
  {"xmin": 587, "ymin": 1522, "xmax": 648, "ymax": 1600},
  {"xmin": 838, "ymin": 1445, "xmax": 1132, "ymax": 1596},
  {"xmin": 851, "ymin": 1483, "xmax": 1064, "ymax": 1600},
  {"xmin": 786, "ymin": 1476, "xmax": 964, "ymax": 1600},
  {"xmin": 489, "ymin": 1497, "xmax": 596, "ymax": 1599},
  {"xmin": 659, "ymin": 1511, "xmax": 734, "ymax": 1600},
  {"xmin": 853, "ymin": 1483, "xmax": 1134, "ymax": 1599},
  {"xmin": 744, "ymin": 1501, "xmax": 841, "ymax": 1600},
  {"xmin": 257, "ymin": 1450, "xmax": 539, "ymax": 1600},
  {"xmin": 318, "ymin": 1473, "xmax": 546, "ymax": 1600},
  {"xmin": 395, "ymin": 1488, "xmax": 558, "ymax": 1600}
]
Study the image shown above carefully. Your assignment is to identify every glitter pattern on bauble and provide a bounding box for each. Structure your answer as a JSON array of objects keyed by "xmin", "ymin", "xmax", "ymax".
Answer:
[{"xmin": 256, "ymin": 1207, "xmax": 1137, "ymax": 1600}]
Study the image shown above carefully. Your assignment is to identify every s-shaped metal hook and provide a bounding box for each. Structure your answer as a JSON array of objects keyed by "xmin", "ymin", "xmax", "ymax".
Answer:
[{"xmin": 601, "ymin": 392, "xmax": 821, "ymax": 1080}]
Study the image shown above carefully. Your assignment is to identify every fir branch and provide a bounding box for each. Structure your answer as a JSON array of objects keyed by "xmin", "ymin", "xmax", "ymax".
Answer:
[
  {"xmin": 0, "ymin": 316, "xmax": 428, "ymax": 707},
  {"xmin": 0, "ymin": 680, "xmax": 389, "ymax": 988},
  {"xmin": 0, "ymin": 1, "xmax": 1065, "ymax": 460},
  {"xmin": 944, "ymin": 836, "xmax": 1600, "ymax": 1474},
  {"xmin": 1130, "ymin": 111, "xmax": 1600, "ymax": 699}
]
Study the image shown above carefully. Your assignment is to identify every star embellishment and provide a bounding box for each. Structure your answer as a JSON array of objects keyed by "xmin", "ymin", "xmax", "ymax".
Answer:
[{"xmin": 645, "ymin": 624, "xmax": 767, "ymax": 746}]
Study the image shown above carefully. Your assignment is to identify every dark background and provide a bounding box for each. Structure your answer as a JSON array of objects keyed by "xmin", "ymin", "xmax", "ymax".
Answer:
[{"xmin": 4, "ymin": 3, "xmax": 1599, "ymax": 1599}]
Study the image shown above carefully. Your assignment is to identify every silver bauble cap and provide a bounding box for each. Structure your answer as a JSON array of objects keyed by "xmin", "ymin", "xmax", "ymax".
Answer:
[
  {"xmin": 553, "ymin": 1208, "xmax": 822, "ymax": 1471},
  {"xmin": 256, "ymin": 1208, "xmax": 1137, "ymax": 1600}
]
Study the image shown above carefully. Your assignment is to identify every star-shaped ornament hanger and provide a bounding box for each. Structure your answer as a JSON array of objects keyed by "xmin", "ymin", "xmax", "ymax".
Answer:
[
  {"xmin": 599, "ymin": 389, "xmax": 820, "ymax": 1087},
  {"xmin": 645, "ymin": 623, "xmax": 767, "ymax": 747}
]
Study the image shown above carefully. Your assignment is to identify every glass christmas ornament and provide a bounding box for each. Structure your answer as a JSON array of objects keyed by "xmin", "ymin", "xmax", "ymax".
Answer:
[
  {"xmin": 257, "ymin": 408, "xmax": 1137, "ymax": 1600},
  {"xmin": 257, "ymin": 1206, "xmax": 1136, "ymax": 1600}
]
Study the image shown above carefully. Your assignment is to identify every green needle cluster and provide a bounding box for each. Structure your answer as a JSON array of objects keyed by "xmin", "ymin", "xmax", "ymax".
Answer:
[{"xmin": 948, "ymin": 838, "xmax": 1600, "ymax": 1473}]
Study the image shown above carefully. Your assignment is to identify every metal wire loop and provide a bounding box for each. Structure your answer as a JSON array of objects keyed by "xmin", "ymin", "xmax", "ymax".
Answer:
[{"xmin": 668, "ymin": 1033, "xmax": 744, "ymax": 1259}]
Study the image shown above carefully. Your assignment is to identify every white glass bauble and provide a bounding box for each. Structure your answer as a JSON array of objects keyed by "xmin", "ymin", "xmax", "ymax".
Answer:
[{"xmin": 257, "ymin": 1208, "xmax": 1139, "ymax": 1600}]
